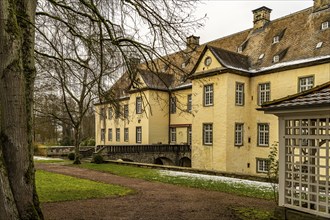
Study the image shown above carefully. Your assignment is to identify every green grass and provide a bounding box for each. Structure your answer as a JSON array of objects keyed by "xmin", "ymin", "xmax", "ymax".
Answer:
[
  {"xmin": 36, "ymin": 170, "xmax": 133, "ymax": 203},
  {"xmin": 34, "ymin": 159, "xmax": 68, "ymax": 164},
  {"xmin": 76, "ymin": 163, "xmax": 275, "ymax": 200},
  {"xmin": 232, "ymin": 207, "xmax": 272, "ymax": 220}
]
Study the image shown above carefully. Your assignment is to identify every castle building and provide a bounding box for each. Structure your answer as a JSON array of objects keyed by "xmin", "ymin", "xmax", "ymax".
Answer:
[{"xmin": 95, "ymin": 1, "xmax": 330, "ymax": 176}]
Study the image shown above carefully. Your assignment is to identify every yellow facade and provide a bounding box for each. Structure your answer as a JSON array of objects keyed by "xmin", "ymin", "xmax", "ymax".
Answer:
[{"xmin": 95, "ymin": 3, "xmax": 330, "ymax": 176}]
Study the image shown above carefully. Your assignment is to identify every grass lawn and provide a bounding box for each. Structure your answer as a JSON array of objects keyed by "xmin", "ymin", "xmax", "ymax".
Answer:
[
  {"xmin": 76, "ymin": 163, "xmax": 275, "ymax": 200},
  {"xmin": 36, "ymin": 170, "xmax": 133, "ymax": 203}
]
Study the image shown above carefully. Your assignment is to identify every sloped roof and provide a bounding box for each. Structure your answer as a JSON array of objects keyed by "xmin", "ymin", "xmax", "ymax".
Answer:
[
  {"xmin": 260, "ymin": 81, "xmax": 330, "ymax": 111},
  {"xmin": 106, "ymin": 5, "xmax": 330, "ymax": 99},
  {"xmin": 138, "ymin": 70, "xmax": 175, "ymax": 91}
]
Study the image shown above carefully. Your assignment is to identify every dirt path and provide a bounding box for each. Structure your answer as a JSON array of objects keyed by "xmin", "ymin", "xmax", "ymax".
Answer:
[{"xmin": 36, "ymin": 163, "xmax": 276, "ymax": 220}]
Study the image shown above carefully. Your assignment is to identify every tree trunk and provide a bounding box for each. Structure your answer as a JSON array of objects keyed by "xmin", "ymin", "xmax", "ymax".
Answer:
[
  {"xmin": 73, "ymin": 126, "xmax": 81, "ymax": 164},
  {"xmin": 0, "ymin": 1, "xmax": 43, "ymax": 219}
]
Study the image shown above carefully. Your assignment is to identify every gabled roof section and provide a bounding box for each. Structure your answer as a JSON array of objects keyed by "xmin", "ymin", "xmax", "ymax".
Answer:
[
  {"xmin": 208, "ymin": 46, "xmax": 250, "ymax": 71},
  {"xmin": 260, "ymin": 81, "xmax": 330, "ymax": 111},
  {"xmin": 129, "ymin": 69, "xmax": 175, "ymax": 92}
]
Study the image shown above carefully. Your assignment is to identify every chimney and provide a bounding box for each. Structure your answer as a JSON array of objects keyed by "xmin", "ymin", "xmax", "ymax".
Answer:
[
  {"xmin": 186, "ymin": 35, "xmax": 200, "ymax": 50},
  {"xmin": 313, "ymin": 0, "xmax": 330, "ymax": 12},
  {"xmin": 252, "ymin": 6, "xmax": 272, "ymax": 30}
]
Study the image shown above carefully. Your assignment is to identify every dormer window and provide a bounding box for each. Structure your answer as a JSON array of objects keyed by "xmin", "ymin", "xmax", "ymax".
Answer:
[
  {"xmin": 273, "ymin": 36, "xmax": 279, "ymax": 44},
  {"xmin": 237, "ymin": 40, "xmax": 249, "ymax": 53},
  {"xmin": 273, "ymin": 55, "xmax": 279, "ymax": 63},
  {"xmin": 237, "ymin": 46, "xmax": 243, "ymax": 53},
  {"xmin": 273, "ymin": 48, "xmax": 289, "ymax": 63},
  {"xmin": 316, "ymin": 42, "xmax": 323, "ymax": 49},
  {"xmin": 259, "ymin": 53, "xmax": 265, "ymax": 60},
  {"xmin": 204, "ymin": 56, "xmax": 212, "ymax": 66},
  {"xmin": 181, "ymin": 62, "xmax": 186, "ymax": 68},
  {"xmin": 321, "ymin": 21, "xmax": 329, "ymax": 30}
]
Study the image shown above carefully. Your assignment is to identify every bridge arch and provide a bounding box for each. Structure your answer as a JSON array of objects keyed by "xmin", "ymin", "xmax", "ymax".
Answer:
[
  {"xmin": 154, "ymin": 157, "xmax": 174, "ymax": 166},
  {"xmin": 179, "ymin": 157, "xmax": 191, "ymax": 167}
]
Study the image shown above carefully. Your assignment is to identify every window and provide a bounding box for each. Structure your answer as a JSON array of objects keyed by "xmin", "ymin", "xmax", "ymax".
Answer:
[
  {"xmin": 316, "ymin": 42, "xmax": 323, "ymax": 49},
  {"xmin": 108, "ymin": 107, "xmax": 113, "ymax": 120},
  {"xmin": 235, "ymin": 123, "xmax": 244, "ymax": 146},
  {"xmin": 204, "ymin": 56, "xmax": 212, "ymax": 66},
  {"xmin": 298, "ymin": 76, "xmax": 314, "ymax": 92},
  {"xmin": 124, "ymin": 105, "xmax": 129, "ymax": 119},
  {"xmin": 203, "ymin": 123, "xmax": 213, "ymax": 145},
  {"xmin": 272, "ymin": 36, "xmax": 279, "ymax": 44},
  {"xmin": 136, "ymin": 97, "xmax": 142, "ymax": 114},
  {"xmin": 235, "ymin": 82, "xmax": 244, "ymax": 106},
  {"xmin": 108, "ymin": 128, "xmax": 112, "ymax": 141},
  {"xmin": 258, "ymin": 123, "xmax": 269, "ymax": 146},
  {"xmin": 258, "ymin": 83, "xmax": 270, "ymax": 105},
  {"xmin": 116, "ymin": 128, "xmax": 120, "ymax": 142},
  {"xmin": 136, "ymin": 127, "xmax": 142, "ymax": 143},
  {"xmin": 187, "ymin": 94, "xmax": 192, "ymax": 112},
  {"xmin": 272, "ymin": 55, "xmax": 279, "ymax": 63},
  {"xmin": 256, "ymin": 159, "xmax": 269, "ymax": 173},
  {"xmin": 115, "ymin": 106, "xmax": 120, "ymax": 119},
  {"xmin": 321, "ymin": 21, "xmax": 329, "ymax": 30},
  {"xmin": 204, "ymin": 84, "xmax": 213, "ymax": 106},
  {"xmin": 170, "ymin": 127, "xmax": 176, "ymax": 143},
  {"xmin": 237, "ymin": 46, "xmax": 243, "ymax": 53},
  {"xmin": 124, "ymin": 128, "xmax": 129, "ymax": 142},
  {"xmin": 101, "ymin": 129, "xmax": 105, "ymax": 141},
  {"xmin": 187, "ymin": 126, "xmax": 192, "ymax": 146},
  {"xmin": 170, "ymin": 97, "xmax": 176, "ymax": 114},
  {"xmin": 100, "ymin": 108, "xmax": 106, "ymax": 120},
  {"xmin": 258, "ymin": 53, "xmax": 265, "ymax": 60}
]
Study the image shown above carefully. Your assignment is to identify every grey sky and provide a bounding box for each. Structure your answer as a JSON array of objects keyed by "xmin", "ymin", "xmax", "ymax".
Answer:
[{"xmin": 194, "ymin": 0, "xmax": 313, "ymax": 44}]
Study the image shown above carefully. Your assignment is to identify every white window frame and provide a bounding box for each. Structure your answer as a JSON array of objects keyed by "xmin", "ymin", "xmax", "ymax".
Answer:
[
  {"xmin": 187, "ymin": 94, "xmax": 192, "ymax": 112},
  {"xmin": 273, "ymin": 55, "xmax": 279, "ymax": 63},
  {"xmin": 256, "ymin": 158, "xmax": 269, "ymax": 173},
  {"xmin": 235, "ymin": 82, "xmax": 244, "ymax": 106},
  {"xmin": 101, "ymin": 129, "xmax": 105, "ymax": 141},
  {"xmin": 321, "ymin": 21, "xmax": 329, "ymax": 30},
  {"xmin": 204, "ymin": 84, "xmax": 213, "ymax": 106},
  {"xmin": 136, "ymin": 126, "xmax": 142, "ymax": 143},
  {"xmin": 258, "ymin": 83, "xmax": 270, "ymax": 105},
  {"xmin": 298, "ymin": 76, "xmax": 314, "ymax": 92},
  {"xmin": 258, "ymin": 123, "xmax": 269, "ymax": 146},
  {"xmin": 108, "ymin": 128, "xmax": 112, "ymax": 141},
  {"xmin": 136, "ymin": 97, "xmax": 142, "ymax": 114},
  {"xmin": 273, "ymin": 35, "xmax": 279, "ymax": 44},
  {"xmin": 187, "ymin": 126, "xmax": 192, "ymax": 146},
  {"xmin": 235, "ymin": 123, "xmax": 244, "ymax": 146},
  {"xmin": 124, "ymin": 128, "xmax": 129, "ymax": 142},
  {"xmin": 170, "ymin": 97, "xmax": 176, "ymax": 114},
  {"xmin": 170, "ymin": 127, "xmax": 176, "ymax": 143},
  {"xmin": 203, "ymin": 123, "xmax": 213, "ymax": 145},
  {"xmin": 116, "ymin": 128, "xmax": 120, "ymax": 142},
  {"xmin": 108, "ymin": 107, "xmax": 113, "ymax": 120},
  {"xmin": 124, "ymin": 104, "xmax": 129, "ymax": 119}
]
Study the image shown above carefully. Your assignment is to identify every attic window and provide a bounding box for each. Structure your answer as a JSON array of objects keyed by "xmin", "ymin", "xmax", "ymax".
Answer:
[
  {"xmin": 237, "ymin": 46, "xmax": 243, "ymax": 53},
  {"xmin": 273, "ymin": 48, "xmax": 289, "ymax": 63},
  {"xmin": 204, "ymin": 56, "xmax": 212, "ymax": 66},
  {"xmin": 258, "ymin": 53, "xmax": 265, "ymax": 60},
  {"xmin": 272, "ymin": 28, "xmax": 286, "ymax": 44},
  {"xmin": 321, "ymin": 21, "xmax": 329, "ymax": 30},
  {"xmin": 273, "ymin": 55, "xmax": 279, "ymax": 63},
  {"xmin": 273, "ymin": 36, "xmax": 279, "ymax": 44},
  {"xmin": 237, "ymin": 40, "xmax": 249, "ymax": 53},
  {"xmin": 316, "ymin": 42, "xmax": 323, "ymax": 49},
  {"xmin": 181, "ymin": 62, "xmax": 186, "ymax": 69}
]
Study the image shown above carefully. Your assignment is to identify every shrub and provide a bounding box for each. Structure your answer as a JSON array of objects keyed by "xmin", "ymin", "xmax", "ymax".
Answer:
[
  {"xmin": 87, "ymin": 139, "xmax": 95, "ymax": 146},
  {"xmin": 93, "ymin": 154, "xmax": 104, "ymax": 164},
  {"xmin": 68, "ymin": 152, "xmax": 75, "ymax": 160}
]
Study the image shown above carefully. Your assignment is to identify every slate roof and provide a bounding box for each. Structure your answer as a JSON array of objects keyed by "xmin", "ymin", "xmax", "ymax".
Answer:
[
  {"xmin": 105, "ymin": 5, "xmax": 330, "ymax": 99},
  {"xmin": 260, "ymin": 81, "xmax": 330, "ymax": 111}
]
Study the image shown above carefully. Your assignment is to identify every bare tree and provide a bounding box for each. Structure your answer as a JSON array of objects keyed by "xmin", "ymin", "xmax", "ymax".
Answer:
[{"xmin": 0, "ymin": 0, "xmax": 201, "ymax": 218}]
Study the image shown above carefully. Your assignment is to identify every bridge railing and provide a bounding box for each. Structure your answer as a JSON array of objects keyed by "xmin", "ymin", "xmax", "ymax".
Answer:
[{"xmin": 96, "ymin": 144, "xmax": 191, "ymax": 154}]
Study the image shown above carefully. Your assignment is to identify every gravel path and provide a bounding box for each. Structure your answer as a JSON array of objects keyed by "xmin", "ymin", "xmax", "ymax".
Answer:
[{"xmin": 36, "ymin": 163, "xmax": 276, "ymax": 220}]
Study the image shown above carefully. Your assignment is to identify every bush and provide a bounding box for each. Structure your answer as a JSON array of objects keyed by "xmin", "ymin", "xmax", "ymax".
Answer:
[
  {"xmin": 68, "ymin": 152, "xmax": 75, "ymax": 160},
  {"xmin": 87, "ymin": 139, "xmax": 95, "ymax": 146},
  {"xmin": 93, "ymin": 154, "xmax": 104, "ymax": 164}
]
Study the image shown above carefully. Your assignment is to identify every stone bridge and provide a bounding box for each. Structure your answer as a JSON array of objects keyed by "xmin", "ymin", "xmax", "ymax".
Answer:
[{"xmin": 96, "ymin": 144, "xmax": 191, "ymax": 167}]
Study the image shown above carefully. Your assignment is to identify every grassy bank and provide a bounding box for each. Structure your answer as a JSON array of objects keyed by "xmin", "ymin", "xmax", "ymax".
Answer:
[
  {"xmin": 36, "ymin": 170, "xmax": 133, "ymax": 203},
  {"xmin": 76, "ymin": 163, "xmax": 275, "ymax": 201}
]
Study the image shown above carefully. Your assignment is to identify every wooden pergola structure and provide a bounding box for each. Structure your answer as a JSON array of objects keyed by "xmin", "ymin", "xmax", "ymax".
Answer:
[{"xmin": 261, "ymin": 82, "xmax": 330, "ymax": 219}]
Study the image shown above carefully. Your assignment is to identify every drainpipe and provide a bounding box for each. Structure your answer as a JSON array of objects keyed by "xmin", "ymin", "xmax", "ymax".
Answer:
[{"xmin": 168, "ymin": 91, "xmax": 171, "ymax": 144}]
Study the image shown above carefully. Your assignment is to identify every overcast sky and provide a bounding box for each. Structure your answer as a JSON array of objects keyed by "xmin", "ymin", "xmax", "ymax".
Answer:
[{"xmin": 193, "ymin": 0, "xmax": 313, "ymax": 44}]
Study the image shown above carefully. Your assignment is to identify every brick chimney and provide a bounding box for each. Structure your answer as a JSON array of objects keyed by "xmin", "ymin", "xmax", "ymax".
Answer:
[
  {"xmin": 313, "ymin": 0, "xmax": 330, "ymax": 12},
  {"xmin": 252, "ymin": 6, "xmax": 272, "ymax": 30},
  {"xmin": 186, "ymin": 35, "xmax": 200, "ymax": 50}
]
